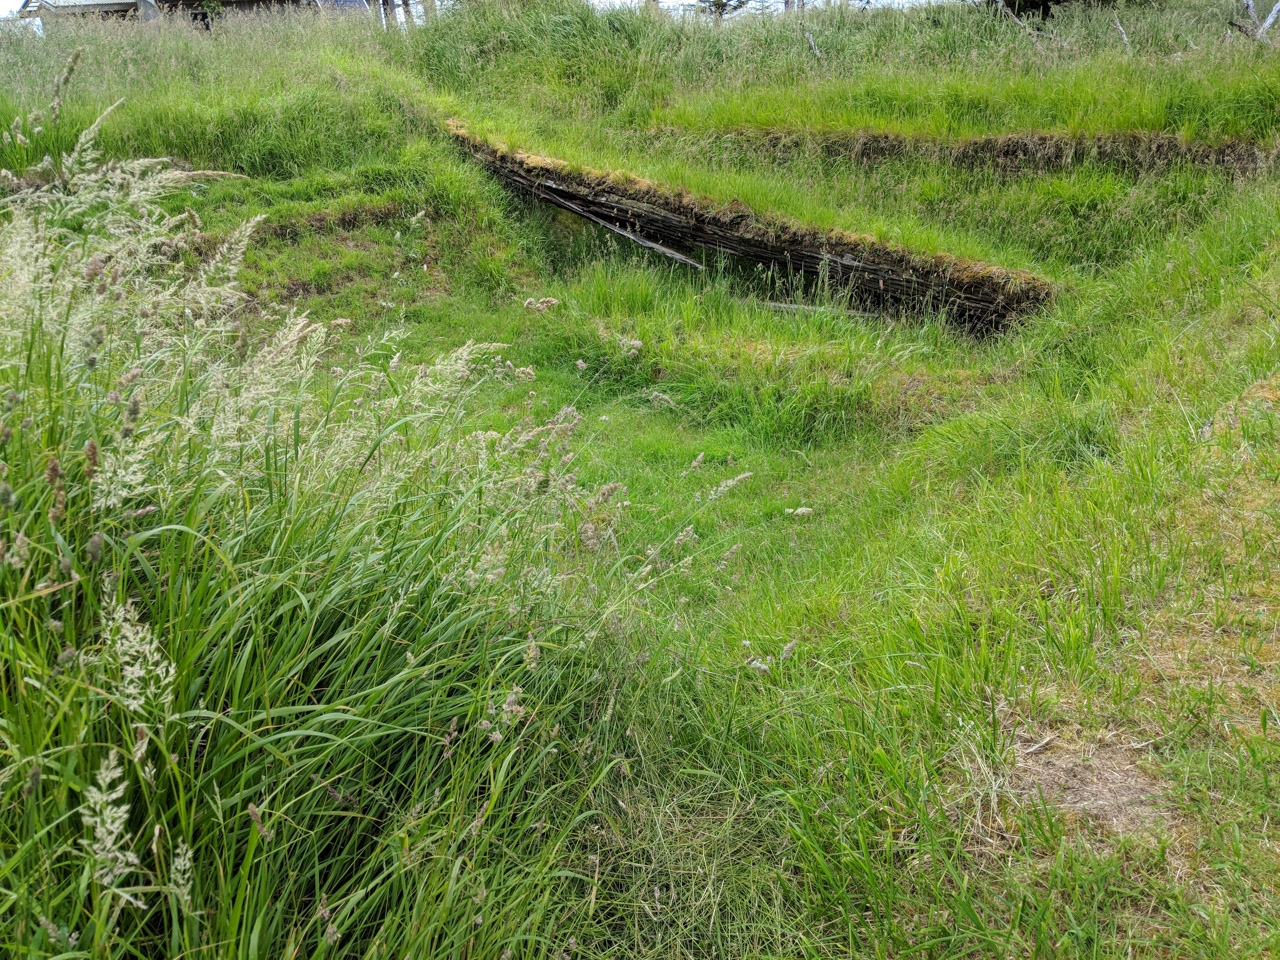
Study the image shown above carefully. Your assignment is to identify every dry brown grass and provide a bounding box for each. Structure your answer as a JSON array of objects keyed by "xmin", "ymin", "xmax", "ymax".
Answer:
[
  {"xmin": 1013, "ymin": 735, "xmax": 1171, "ymax": 835},
  {"xmin": 1133, "ymin": 369, "xmax": 1280, "ymax": 736}
]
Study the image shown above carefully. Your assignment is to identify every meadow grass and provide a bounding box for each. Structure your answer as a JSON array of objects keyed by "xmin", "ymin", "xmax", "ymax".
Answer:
[
  {"xmin": 443, "ymin": 104, "xmax": 1240, "ymax": 276},
  {"xmin": 405, "ymin": 0, "xmax": 1280, "ymax": 142},
  {"xmin": 3, "ymin": 3, "xmax": 1280, "ymax": 958}
]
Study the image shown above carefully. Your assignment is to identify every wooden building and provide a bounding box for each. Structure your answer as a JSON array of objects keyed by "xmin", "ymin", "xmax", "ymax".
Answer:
[{"xmin": 15, "ymin": 0, "xmax": 369, "ymax": 24}]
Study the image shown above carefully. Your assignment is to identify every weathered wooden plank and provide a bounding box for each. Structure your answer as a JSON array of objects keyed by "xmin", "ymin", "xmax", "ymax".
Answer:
[{"xmin": 449, "ymin": 122, "xmax": 1056, "ymax": 330}]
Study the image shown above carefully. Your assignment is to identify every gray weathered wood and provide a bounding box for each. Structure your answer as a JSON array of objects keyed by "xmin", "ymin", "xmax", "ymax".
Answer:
[{"xmin": 451, "ymin": 128, "xmax": 1054, "ymax": 330}]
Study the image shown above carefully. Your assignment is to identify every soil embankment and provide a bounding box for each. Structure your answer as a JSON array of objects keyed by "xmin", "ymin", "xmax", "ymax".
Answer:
[{"xmin": 450, "ymin": 122, "xmax": 1055, "ymax": 330}]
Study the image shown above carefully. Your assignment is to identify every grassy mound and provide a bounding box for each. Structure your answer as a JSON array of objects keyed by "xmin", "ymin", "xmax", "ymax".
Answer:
[
  {"xmin": 3, "ymin": 3, "xmax": 1280, "ymax": 958},
  {"xmin": 450, "ymin": 122, "xmax": 1055, "ymax": 328},
  {"xmin": 406, "ymin": 0, "xmax": 1280, "ymax": 141}
]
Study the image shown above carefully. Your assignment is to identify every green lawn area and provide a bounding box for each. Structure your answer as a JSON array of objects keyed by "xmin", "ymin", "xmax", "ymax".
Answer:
[{"xmin": 3, "ymin": 2, "xmax": 1280, "ymax": 957}]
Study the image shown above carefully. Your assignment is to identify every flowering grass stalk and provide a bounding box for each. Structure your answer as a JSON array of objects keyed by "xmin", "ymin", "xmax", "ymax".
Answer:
[{"xmin": 0, "ymin": 93, "xmax": 636, "ymax": 958}]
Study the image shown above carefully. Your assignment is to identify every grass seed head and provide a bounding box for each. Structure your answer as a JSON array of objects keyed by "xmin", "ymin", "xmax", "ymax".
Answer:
[{"xmin": 247, "ymin": 803, "xmax": 274, "ymax": 842}]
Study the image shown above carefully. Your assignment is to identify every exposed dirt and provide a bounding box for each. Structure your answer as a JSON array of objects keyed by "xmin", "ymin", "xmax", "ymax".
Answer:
[
  {"xmin": 260, "ymin": 201, "xmax": 408, "ymax": 241},
  {"xmin": 282, "ymin": 277, "xmax": 317, "ymax": 299},
  {"xmin": 449, "ymin": 122, "xmax": 1055, "ymax": 331},
  {"xmin": 1014, "ymin": 738, "xmax": 1169, "ymax": 834},
  {"xmin": 687, "ymin": 129, "xmax": 1276, "ymax": 176}
]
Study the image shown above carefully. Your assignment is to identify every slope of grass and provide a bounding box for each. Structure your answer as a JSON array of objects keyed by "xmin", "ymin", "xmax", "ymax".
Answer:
[
  {"xmin": 407, "ymin": 0, "xmax": 1280, "ymax": 142},
  {"xmin": 654, "ymin": 57, "xmax": 1280, "ymax": 143},
  {"xmin": 446, "ymin": 105, "xmax": 1237, "ymax": 276},
  {"xmin": 3, "ymin": 3, "xmax": 1280, "ymax": 958},
  {"xmin": 0, "ymin": 14, "xmax": 431, "ymax": 176}
]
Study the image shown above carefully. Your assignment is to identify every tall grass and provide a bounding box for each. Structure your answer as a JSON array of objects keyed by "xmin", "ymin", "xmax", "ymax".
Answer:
[
  {"xmin": 407, "ymin": 0, "xmax": 1280, "ymax": 141},
  {"xmin": 0, "ymin": 101, "xmax": 640, "ymax": 957},
  {"xmin": 4, "ymin": 4, "xmax": 1280, "ymax": 957},
  {"xmin": 0, "ymin": 13, "xmax": 428, "ymax": 176}
]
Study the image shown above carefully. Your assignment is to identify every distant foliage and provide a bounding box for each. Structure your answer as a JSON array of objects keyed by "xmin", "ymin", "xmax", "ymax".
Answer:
[{"xmin": 698, "ymin": 0, "xmax": 750, "ymax": 19}]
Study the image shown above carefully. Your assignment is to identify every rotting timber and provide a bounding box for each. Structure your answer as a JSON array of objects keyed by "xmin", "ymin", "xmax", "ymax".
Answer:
[
  {"xmin": 449, "ymin": 122, "xmax": 1054, "ymax": 331},
  {"xmin": 695, "ymin": 129, "xmax": 1276, "ymax": 176}
]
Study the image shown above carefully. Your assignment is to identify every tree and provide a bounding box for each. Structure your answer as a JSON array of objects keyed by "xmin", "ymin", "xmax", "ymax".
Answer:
[{"xmin": 699, "ymin": 0, "xmax": 749, "ymax": 20}]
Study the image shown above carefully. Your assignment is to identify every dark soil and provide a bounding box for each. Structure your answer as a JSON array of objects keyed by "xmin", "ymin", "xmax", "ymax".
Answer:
[
  {"xmin": 692, "ymin": 129, "xmax": 1275, "ymax": 176},
  {"xmin": 260, "ymin": 202, "xmax": 408, "ymax": 241},
  {"xmin": 450, "ymin": 122, "xmax": 1055, "ymax": 331}
]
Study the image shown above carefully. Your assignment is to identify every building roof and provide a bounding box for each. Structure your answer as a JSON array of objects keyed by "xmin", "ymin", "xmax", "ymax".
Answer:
[
  {"xmin": 18, "ymin": 0, "xmax": 135, "ymax": 15},
  {"xmin": 17, "ymin": 0, "xmax": 368, "ymax": 15}
]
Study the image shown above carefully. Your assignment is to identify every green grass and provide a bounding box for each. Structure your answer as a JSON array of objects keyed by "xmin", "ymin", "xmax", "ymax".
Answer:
[
  {"xmin": 404, "ymin": 0, "xmax": 1280, "ymax": 142},
  {"xmin": 653, "ymin": 58, "xmax": 1280, "ymax": 143},
  {"xmin": 0, "ymin": 15, "xmax": 432, "ymax": 176},
  {"xmin": 4, "ymin": 2, "xmax": 1280, "ymax": 957},
  {"xmin": 444, "ymin": 104, "xmax": 1239, "ymax": 275}
]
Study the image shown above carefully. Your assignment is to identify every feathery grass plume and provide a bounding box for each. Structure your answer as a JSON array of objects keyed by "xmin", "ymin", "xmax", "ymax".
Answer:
[
  {"xmin": 247, "ymin": 803, "xmax": 274, "ymax": 842},
  {"xmin": 36, "ymin": 916, "xmax": 78, "ymax": 950},
  {"xmin": 8, "ymin": 532, "xmax": 30, "ymax": 569},
  {"xmin": 169, "ymin": 840, "xmax": 193, "ymax": 914},
  {"xmin": 92, "ymin": 437, "xmax": 156, "ymax": 510},
  {"xmin": 679, "ymin": 452, "xmax": 705, "ymax": 477},
  {"xmin": 702, "ymin": 471, "xmax": 753, "ymax": 503},
  {"xmin": 79, "ymin": 750, "xmax": 142, "ymax": 892},
  {"xmin": 98, "ymin": 601, "xmax": 174, "ymax": 718},
  {"xmin": 0, "ymin": 62, "xmax": 650, "ymax": 958}
]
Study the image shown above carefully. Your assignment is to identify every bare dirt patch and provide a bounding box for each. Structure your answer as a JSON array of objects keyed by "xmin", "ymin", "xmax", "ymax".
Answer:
[
  {"xmin": 1014, "ymin": 738, "xmax": 1170, "ymax": 834},
  {"xmin": 260, "ymin": 201, "xmax": 408, "ymax": 241}
]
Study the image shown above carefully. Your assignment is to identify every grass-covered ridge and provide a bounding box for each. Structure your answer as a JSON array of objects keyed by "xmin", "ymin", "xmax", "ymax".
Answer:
[
  {"xmin": 3, "ymin": 2, "xmax": 1280, "ymax": 957},
  {"xmin": 449, "ymin": 121, "xmax": 1057, "ymax": 328},
  {"xmin": 405, "ymin": 0, "xmax": 1280, "ymax": 142}
]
